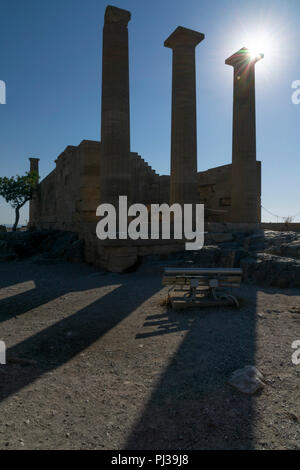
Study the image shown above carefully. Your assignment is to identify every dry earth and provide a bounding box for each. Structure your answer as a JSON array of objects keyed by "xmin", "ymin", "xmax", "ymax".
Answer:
[{"xmin": 0, "ymin": 259, "xmax": 299, "ymax": 450}]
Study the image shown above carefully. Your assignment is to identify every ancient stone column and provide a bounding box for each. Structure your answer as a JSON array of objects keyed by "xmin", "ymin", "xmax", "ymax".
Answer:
[
  {"xmin": 100, "ymin": 5, "xmax": 132, "ymax": 207},
  {"xmin": 164, "ymin": 26, "xmax": 204, "ymax": 206},
  {"xmin": 225, "ymin": 47, "xmax": 263, "ymax": 223},
  {"xmin": 29, "ymin": 157, "xmax": 40, "ymax": 228}
]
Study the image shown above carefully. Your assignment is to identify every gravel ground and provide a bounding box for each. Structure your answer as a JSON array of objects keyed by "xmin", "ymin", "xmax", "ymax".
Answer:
[{"xmin": 0, "ymin": 259, "xmax": 299, "ymax": 450}]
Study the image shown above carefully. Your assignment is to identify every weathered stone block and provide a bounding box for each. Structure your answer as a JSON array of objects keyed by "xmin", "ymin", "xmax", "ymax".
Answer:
[
  {"xmin": 106, "ymin": 246, "xmax": 138, "ymax": 273},
  {"xmin": 210, "ymin": 233, "xmax": 233, "ymax": 243}
]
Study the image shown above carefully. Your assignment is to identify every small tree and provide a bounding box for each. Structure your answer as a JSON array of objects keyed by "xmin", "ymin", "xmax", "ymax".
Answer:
[{"xmin": 0, "ymin": 171, "xmax": 39, "ymax": 231}]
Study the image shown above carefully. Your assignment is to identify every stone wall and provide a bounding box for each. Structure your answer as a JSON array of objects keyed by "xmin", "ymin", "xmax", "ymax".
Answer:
[
  {"xmin": 198, "ymin": 162, "xmax": 261, "ymax": 222},
  {"xmin": 35, "ymin": 143, "xmax": 262, "ymax": 233},
  {"xmin": 36, "ymin": 141, "xmax": 98, "ymax": 231},
  {"xmin": 35, "ymin": 140, "xmax": 170, "ymax": 233},
  {"xmin": 33, "ymin": 142, "xmax": 262, "ymax": 271}
]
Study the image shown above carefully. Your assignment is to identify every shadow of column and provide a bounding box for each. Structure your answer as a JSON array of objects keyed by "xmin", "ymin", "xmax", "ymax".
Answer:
[
  {"xmin": 125, "ymin": 285, "xmax": 258, "ymax": 450},
  {"xmin": 0, "ymin": 273, "xmax": 161, "ymax": 403}
]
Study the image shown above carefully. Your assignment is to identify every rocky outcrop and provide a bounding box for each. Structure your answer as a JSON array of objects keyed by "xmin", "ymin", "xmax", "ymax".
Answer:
[
  {"xmin": 265, "ymin": 240, "xmax": 300, "ymax": 259},
  {"xmin": 1, "ymin": 229, "xmax": 300, "ymax": 287},
  {"xmin": 241, "ymin": 253, "xmax": 300, "ymax": 288},
  {"xmin": 138, "ymin": 230, "xmax": 300, "ymax": 288},
  {"xmin": 0, "ymin": 230, "xmax": 84, "ymax": 264}
]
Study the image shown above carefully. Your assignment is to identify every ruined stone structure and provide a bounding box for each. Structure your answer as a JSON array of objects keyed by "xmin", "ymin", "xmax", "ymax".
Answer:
[
  {"xmin": 226, "ymin": 47, "xmax": 263, "ymax": 223},
  {"xmin": 165, "ymin": 26, "xmax": 204, "ymax": 206},
  {"xmin": 29, "ymin": 157, "xmax": 40, "ymax": 227},
  {"xmin": 101, "ymin": 6, "xmax": 132, "ymax": 207},
  {"xmin": 29, "ymin": 5, "xmax": 262, "ymax": 271}
]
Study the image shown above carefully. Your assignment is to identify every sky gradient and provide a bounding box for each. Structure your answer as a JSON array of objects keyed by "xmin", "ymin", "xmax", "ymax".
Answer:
[{"xmin": 0, "ymin": 0, "xmax": 299, "ymax": 225}]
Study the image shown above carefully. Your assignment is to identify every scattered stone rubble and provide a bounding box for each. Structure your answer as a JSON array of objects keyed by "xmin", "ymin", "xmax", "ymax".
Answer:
[
  {"xmin": 0, "ymin": 229, "xmax": 299, "ymax": 287},
  {"xmin": 139, "ymin": 230, "xmax": 300, "ymax": 288},
  {"xmin": 0, "ymin": 230, "xmax": 84, "ymax": 264}
]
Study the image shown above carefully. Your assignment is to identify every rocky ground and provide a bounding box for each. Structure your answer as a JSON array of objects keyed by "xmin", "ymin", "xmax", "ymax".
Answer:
[
  {"xmin": 139, "ymin": 230, "xmax": 300, "ymax": 289},
  {"xmin": 1, "ymin": 229, "xmax": 300, "ymax": 288},
  {"xmin": 0, "ymin": 230, "xmax": 84, "ymax": 265},
  {"xmin": 0, "ymin": 257, "xmax": 299, "ymax": 450}
]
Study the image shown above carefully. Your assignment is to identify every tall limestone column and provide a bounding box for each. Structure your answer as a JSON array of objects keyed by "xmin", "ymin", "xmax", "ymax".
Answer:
[
  {"xmin": 100, "ymin": 5, "xmax": 132, "ymax": 207},
  {"xmin": 226, "ymin": 47, "xmax": 263, "ymax": 223},
  {"xmin": 164, "ymin": 27, "xmax": 205, "ymax": 206},
  {"xmin": 29, "ymin": 157, "xmax": 40, "ymax": 228}
]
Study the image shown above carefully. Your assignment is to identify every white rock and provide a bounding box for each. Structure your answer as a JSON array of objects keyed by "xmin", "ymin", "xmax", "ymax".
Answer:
[{"xmin": 229, "ymin": 366, "xmax": 265, "ymax": 394}]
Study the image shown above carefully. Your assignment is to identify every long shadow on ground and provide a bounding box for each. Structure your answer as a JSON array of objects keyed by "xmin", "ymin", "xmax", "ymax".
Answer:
[
  {"xmin": 0, "ymin": 261, "xmax": 161, "ymax": 404},
  {"xmin": 125, "ymin": 286, "xmax": 258, "ymax": 450}
]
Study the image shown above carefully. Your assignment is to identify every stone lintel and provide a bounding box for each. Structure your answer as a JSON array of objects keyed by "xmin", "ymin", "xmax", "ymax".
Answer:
[
  {"xmin": 164, "ymin": 26, "xmax": 205, "ymax": 49},
  {"xmin": 104, "ymin": 5, "xmax": 131, "ymax": 26},
  {"xmin": 225, "ymin": 47, "xmax": 264, "ymax": 67}
]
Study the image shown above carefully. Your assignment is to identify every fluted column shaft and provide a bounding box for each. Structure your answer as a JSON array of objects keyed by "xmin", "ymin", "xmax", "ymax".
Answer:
[
  {"xmin": 165, "ymin": 27, "xmax": 204, "ymax": 206},
  {"xmin": 100, "ymin": 5, "xmax": 131, "ymax": 206},
  {"xmin": 226, "ymin": 48, "xmax": 263, "ymax": 223}
]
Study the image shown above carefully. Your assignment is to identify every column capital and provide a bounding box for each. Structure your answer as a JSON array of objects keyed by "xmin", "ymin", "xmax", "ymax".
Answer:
[
  {"xmin": 29, "ymin": 157, "xmax": 40, "ymax": 162},
  {"xmin": 164, "ymin": 26, "xmax": 205, "ymax": 49},
  {"xmin": 104, "ymin": 5, "xmax": 131, "ymax": 26},
  {"xmin": 225, "ymin": 47, "xmax": 264, "ymax": 67}
]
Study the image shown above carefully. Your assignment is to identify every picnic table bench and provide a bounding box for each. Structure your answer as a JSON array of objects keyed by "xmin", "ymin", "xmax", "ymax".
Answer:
[{"xmin": 162, "ymin": 267, "xmax": 242, "ymax": 309}]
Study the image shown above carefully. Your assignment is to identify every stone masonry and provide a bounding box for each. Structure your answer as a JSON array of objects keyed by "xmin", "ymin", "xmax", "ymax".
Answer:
[
  {"xmin": 165, "ymin": 27, "xmax": 204, "ymax": 206},
  {"xmin": 28, "ymin": 6, "xmax": 263, "ymax": 271},
  {"xmin": 226, "ymin": 47, "xmax": 263, "ymax": 224},
  {"xmin": 100, "ymin": 6, "xmax": 132, "ymax": 207},
  {"xmin": 28, "ymin": 158, "xmax": 40, "ymax": 229}
]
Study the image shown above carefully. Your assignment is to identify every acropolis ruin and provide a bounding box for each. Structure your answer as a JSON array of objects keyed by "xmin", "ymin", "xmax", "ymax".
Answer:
[{"xmin": 29, "ymin": 5, "xmax": 262, "ymax": 271}]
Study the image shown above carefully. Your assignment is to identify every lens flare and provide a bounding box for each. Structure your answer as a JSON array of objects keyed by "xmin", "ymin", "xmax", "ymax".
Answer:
[
  {"xmin": 249, "ymin": 47, "xmax": 264, "ymax": 61},
  {"xmin": 246, "ymin": 33, "xmax": 272, "ymax": 60}
]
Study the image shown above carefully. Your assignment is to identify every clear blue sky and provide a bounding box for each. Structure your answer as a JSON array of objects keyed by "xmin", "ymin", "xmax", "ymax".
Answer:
[{"xmin": 0, "ymin": 0, "xmax": 299, "ymax": 225}]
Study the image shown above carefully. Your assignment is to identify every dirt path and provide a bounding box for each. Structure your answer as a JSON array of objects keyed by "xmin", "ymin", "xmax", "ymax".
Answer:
[{"xmin": 0, "ymin": 260, "xmax": 299, "ymax": 450}]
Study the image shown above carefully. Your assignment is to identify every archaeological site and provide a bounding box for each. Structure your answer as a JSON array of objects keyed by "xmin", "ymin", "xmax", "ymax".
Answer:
[
  {"xmin": 0, "ymin": 1, "xmax": 300, "ymax": 453},
  {"xmin": 26, "ymin": 5, "xmax": 269, "ymax": 272}
]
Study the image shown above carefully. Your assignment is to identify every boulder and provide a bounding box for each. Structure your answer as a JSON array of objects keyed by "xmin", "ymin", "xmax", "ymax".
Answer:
[
  {"xmin": 243, "ymin": 233, "xmax": 266, "ymax": 252},
  {"xmin": 241, "ymin": 253, "xmax": 300, "ymax": 288},
  {"xmin": 229, "ymin": 366, "xmax": 265, "ymax": 394},
  {"xmin": 266, "ymin": 240, "xmax": 300, "ymax": 260}
]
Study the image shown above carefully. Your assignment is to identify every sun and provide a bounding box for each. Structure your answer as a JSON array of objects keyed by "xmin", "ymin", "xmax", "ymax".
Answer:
[
  {"xmin": 226, "ymin": 16, "xmax": 289, "ymax": 81},
  {"xmin": 245, "ymin": 32, "xmax": 273, "ymax": 60},
  {"xmin": 249, "ymin": 46, "xmax": 264, "ymax": 61}
]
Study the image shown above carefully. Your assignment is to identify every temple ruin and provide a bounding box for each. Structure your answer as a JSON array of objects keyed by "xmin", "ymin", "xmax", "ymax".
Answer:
[{"xmin": 29, "ymin": 5, "xmax": 262, "ymax": 271}]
